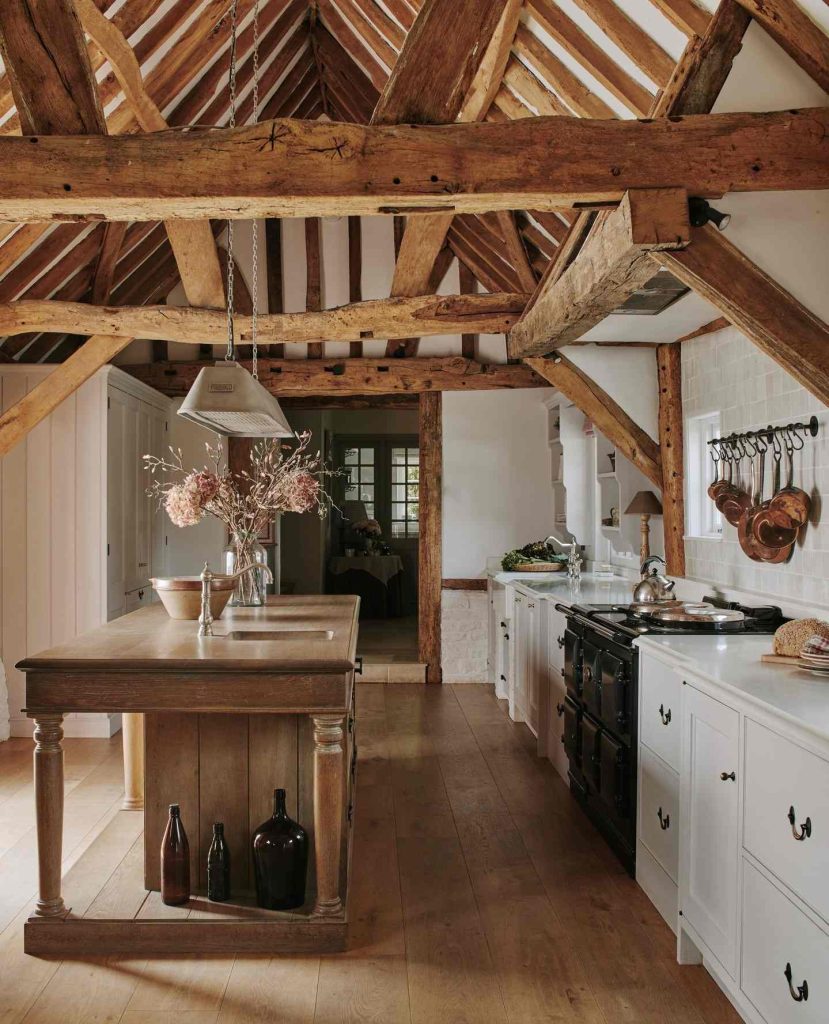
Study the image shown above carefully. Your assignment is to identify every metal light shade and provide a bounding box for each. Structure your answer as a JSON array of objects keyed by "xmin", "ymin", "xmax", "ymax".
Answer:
[{"xmin": 177, "ymin": 361, "xmax": 293, "ymax": 437}]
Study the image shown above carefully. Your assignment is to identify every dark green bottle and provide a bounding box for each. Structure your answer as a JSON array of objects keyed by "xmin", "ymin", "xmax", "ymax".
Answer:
[{"xmin": 207, "ymin": 822, "xmax": 231, "ymax": 902}]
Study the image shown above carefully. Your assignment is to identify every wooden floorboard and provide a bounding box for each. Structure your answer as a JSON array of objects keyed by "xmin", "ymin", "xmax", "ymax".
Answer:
[{"xmin": 0, "ymin": 684, "xmax": 740, "ymax": 1024}]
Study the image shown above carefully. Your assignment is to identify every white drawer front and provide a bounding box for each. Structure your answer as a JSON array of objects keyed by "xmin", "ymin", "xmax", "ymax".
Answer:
[
  {"xmin": 744, "ymin": 719, "xmax": 829, "ymax": 925},
  {"xmin": 547, "ymin": 604, "xmax": 567, "ymax": 675},
  {"xmin": 639, "ymin": 745, "xmax": 679, "ymax": 882},
  {"xmin": 640, "ymin": 655, "xmax": 681, "ymax": 771},
  {"xmin": 742, "ymin": 859, "xmax": 829, "ymax": 1024}
]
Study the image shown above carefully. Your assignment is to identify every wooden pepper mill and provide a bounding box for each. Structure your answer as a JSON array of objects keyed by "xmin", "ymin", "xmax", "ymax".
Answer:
[{"xmin": 625, "ymin": 491, "xmax": 663, "ymax": 563}]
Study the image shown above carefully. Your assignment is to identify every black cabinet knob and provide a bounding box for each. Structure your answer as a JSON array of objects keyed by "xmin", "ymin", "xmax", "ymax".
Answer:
[
  {"xmin": 788, "ymin": 805, "xmax": 812, "ymax": 841},
  {"xmin": 784, "ymin": 962, "xmax": 808, "ymax": 1002},
  {"xmin": 557, "ymin": 635, "xmax": 565, "ymax": 649},
  {"xmin": 657, "ymin": 807, "xmax": 670, "ymax": 830},
  {"xmin": 556, "ymin": 703, "xmax": 565, "ymax": 717},
  {"xmin": 720, "ymin": 771, "xmax": 736, "ymax": 782},
  {"xmin": 658, "ymin": 704, "xmax": 672, "ymax": 726}
]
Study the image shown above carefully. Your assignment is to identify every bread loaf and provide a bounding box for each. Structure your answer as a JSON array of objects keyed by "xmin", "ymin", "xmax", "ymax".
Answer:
[{"xmin": 773, "ymin": 618, "xmax": 829, "ymax": 657}]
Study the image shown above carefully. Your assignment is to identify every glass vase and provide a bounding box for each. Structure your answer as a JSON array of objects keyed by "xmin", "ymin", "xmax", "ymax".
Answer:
[{"xmin": 223, "ymin": 532, "xmax": 268, "ymax": 606}]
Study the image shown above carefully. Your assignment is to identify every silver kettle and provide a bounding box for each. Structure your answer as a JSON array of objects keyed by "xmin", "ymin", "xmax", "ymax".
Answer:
[{"xmin": 632, "ymin": 556, "xmax": 676, "ymax": 605}]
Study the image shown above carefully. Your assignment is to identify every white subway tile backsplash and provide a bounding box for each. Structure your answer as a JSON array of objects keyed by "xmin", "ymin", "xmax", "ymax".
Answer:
[{"xmin": 683, "ymin": 326, "xmax": 828, "ymax": 612}]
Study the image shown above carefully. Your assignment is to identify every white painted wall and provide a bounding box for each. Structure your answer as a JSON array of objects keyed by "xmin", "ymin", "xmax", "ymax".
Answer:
[{"xmin": 442, "ymin": 388, "xmax": 556, "ymax": 578}]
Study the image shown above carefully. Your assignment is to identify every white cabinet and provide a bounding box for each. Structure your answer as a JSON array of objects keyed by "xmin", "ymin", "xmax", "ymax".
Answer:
[
  {"xmin": 512, "ymin": 591, "xmax": 540, "ymax": 732},
  {"xmin": 487, "ymin": 578, "xmax": 508, "ymax": 699},
  {"xmin": 0, "ymin": 365, "xmax": 170, "ymax": 738},
  {"xmin": 680, "ymin": 683, "xmax": 740, "ymax": 980}
]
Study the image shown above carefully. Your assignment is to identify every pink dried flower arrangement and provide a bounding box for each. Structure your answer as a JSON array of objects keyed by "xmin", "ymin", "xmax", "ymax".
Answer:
[{"xmin": 144, "ymin": 431, "xmax": 336, "ymax": 538}]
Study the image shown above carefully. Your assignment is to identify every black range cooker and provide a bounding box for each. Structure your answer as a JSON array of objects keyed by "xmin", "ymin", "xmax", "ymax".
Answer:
[{"xmin": 555, "ymin": 597, "xmax": 785, "ymax": 876}]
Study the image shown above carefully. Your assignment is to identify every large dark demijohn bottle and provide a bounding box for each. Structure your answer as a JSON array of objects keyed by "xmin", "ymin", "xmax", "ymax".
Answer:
[
  {"xmin": 207, "ymin": 822, "xmax": 231, "ymax": 902},
  {"xmin": 160, "ymin": 803, "xmax": 190, "ymax": 906},
  {"xmin": 252, "ymin": 788, "xmax": 309, "ymax": 910}
]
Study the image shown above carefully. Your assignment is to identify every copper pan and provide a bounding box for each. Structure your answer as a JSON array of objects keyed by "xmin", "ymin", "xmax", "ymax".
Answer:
[
  {"xmin": 738, "ymin": 450, "xmax": 790, "ymax": 562},
  {"xmin": 769, "ymin": 442, "xmax": 811, "ymax": 527},
  {"xmin": 720, "ymin": 453, "xmax": 752, "ymax": 526},
  {"xmin": 707, "ymin": 451, "xmax": 725, "ymax": 500},
  {"xmin": 753, "ymin": 446, "xmax": 799, "ymax": 554}
]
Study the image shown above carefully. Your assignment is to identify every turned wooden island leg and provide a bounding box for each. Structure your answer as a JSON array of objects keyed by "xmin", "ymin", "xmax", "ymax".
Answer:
[
  {"xmin": 312, "ymin": 714, "xmax": 345, "ymax": 918},
  {"xmin": 31, "ymin": 714, "xmax": 66, "ymax": 918},
  {"xmin": 121, "ymin": 712, "xmax": 144, "ymax": 810}
]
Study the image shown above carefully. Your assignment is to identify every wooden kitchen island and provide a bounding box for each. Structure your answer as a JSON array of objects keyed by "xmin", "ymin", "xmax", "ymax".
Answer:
[{"xmin": 17, "ymin": 595, "xmax": 359, "ymax": 956}]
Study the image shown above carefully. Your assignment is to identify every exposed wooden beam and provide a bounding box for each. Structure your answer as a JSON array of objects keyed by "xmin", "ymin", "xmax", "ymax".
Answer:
[
  {"xmin": 6, "ymin": 110, "xmax": 824, "ymax": 222},
  {"xmin": 264, "ymin": 218, "xmax": 284, "ymax": 357},
  {"xmin": 91, "ymin": 222, "xmax": 128, "ymax": 305},
  {"xmin": 458, "ymin": 262, "xmax": 478, "ymax": 361},
  {"xmin": 347, "ymin": 216, "xmax": 362, "ymax": 357},
  {"xmin": 76, "ymin": 0, "xmax": 225, "ymax": 309},
  {"xmin": 419, "ymin": 391, "xmax": 442, "ymax": 684},
  {"xmin": 648, "ymin": 0, "xmax": 710, "ymax": 38},
  {"xmin": 566, "ymin": 0, "xmax": 675, "ymax": 86},
  {"xmin": 125, "ymin": 355, "xmax": 547, "ymax": 398},
  {"xmin": 659, "ymin": 224, "xmax": 829, "ymax": 407},
  {"xmin": 304, "ymin": 218, "xmax": 323, "ymax": 358},
  {"xmin": 387, "ymin": 0, "xmax": 523, "ymax": 304},
  {"xmin": 372, "ymin": 0, "xmax": 510, "ymax": 125},
  {"xmin": 734, "ymin": 0, "xmax": 829, "ymax": 94},
  {"xmin": 0, "ymin": 0, "xmax": 106, "ymax": 135},
  {"xmin": 508, "ymin": 189, "xmax": 691, "ymax": 358},
  {"xmin": 496, "ymin": 211, "xmax": 538, "ymax": 293},
  {"xmin": 657, "ymin": 344, "xmax": 686, "ymax": 576},
  {"xmin": 676, "ymin": 315, "xmax": 729, "ymax": 343},
  {"xmin": 0, "ymin": 334, "xmax": 132, "ymax": 457},
  {"xmin": 0, "ymin": 293, "xmax": 530, "ymax": 345},
  {"xmin": 524, "ymin": 355, "xmax": 663, "ymax": 489},
  {"xmin": 652, "ymin": 0, "xmax": 751, "ymax": 117}
]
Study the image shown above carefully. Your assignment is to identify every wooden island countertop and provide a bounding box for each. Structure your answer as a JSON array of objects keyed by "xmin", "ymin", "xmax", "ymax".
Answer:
[{"xmin": 18, "ymin": 595, "xmax": 361, "ymax": 957}]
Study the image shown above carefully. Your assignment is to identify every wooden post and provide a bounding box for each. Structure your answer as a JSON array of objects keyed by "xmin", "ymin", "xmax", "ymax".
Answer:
[
  {"xmin": 31, "ymin": 714, "xmax": 66, "ymax": 918},
  {"xmin": 312, "ymin": 714, "xmax": 345, "ymax": 918},
  {"xmin": 419, "ymin": 392, "xmax": 443, "ymax": 684},
  {"xmin": 657, "ymin": 344, "xmax": 686, "ymax": 576},
  {"xmin": 121, "ymin": 712, "xmax": 145, "ymax": 810}
]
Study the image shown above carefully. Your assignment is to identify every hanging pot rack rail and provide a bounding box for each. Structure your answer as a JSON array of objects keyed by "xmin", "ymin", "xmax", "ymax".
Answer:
[{"xmin": 707, "ymin": 416, "xmax": 819, "ymax": 458}]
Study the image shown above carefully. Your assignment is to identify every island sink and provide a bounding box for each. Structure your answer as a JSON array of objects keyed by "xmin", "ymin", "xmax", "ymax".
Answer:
[{"xmin": 221, "ymin": 628, "xmax": 335, "ymax": 641}]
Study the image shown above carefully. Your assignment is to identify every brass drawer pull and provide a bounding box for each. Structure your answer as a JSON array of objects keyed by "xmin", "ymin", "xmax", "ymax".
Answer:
[
  {"xmin": 784, "ymin": 962, "xmax": 808, "ymax": 1002},
  {"xmin": 658, "ymin": 704, "xmax": 671, "ymax": 726},
  {"xmin": 720, "ymin": 771, "xmax": 736, "ymax": 782},
  {"xmin": 788, "ymin": 805, "xmax": 812, "ymax": 841},
  {"xmin": 657, "ymin": 807, "xmax": 670, "ymax": 831}
]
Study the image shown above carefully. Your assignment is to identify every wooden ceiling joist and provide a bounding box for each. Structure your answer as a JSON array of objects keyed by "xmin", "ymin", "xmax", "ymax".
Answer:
[
  {"xmin": 648, "ymin": 0, "xmax": 710, "ymax": 38},
  {"xmin": 659, "ymin": 224, "xmax": 829, "ymax": 409},
  {"xmin": 566, "ymin": 0, "xmax": 675, "ymax": 87},
  {"xmin": 512, "ymin": 25, "xmax": 614, "ymax": 119},
  {"xmin": 0, "ymin": 292, "xmax": 529, "ymax": 347},
  {"xmin": 4, "ymin": 108, "xmax": 825, "ymax": 222},
  {"xmin": 525, "ymin": 354, "xmax": 663, "ymax": 489},
  {"xmin": 509, "ymin": 188, "xmax": 691, "ymax": 357},
  {"xmin": 126, "ymin": 355, "xmax": 547, "ymax": 398}
]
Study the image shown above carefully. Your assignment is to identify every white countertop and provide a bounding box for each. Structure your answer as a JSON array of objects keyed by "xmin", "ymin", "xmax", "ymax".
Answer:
[
  {"xmin": 492, "ymin": 571, "xmax": 636, "ymax": 607},
  {"xmin": 637, "ymin": 633, "xmax": 829, "ymax": 746}
]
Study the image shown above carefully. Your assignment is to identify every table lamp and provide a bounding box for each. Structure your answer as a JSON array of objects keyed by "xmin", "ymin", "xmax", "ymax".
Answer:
[{"xmin": 625, "ymin": 491, "xmax": 663, "ymax": 562}]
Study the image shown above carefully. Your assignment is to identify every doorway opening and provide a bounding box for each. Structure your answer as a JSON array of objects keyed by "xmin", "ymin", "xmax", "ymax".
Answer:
[{"xmin": 278, "ymin": 396, "xmax": 441, "ymax": 683}]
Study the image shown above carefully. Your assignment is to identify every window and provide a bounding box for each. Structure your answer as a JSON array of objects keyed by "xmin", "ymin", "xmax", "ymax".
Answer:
[
  {"xmin": 335, "ymin": 435, "xmax": 420, "ymax": 542},
  {"xmin": 391, "ymin": 446, "xmax": 419, "ymax": 538},
  {"xmin": 686, "ymin": 411, "xmax": 723, "ymax": 539},
  {"xmin": 343, "ymin": 446, "xmax": 375, "ymax": 520}
]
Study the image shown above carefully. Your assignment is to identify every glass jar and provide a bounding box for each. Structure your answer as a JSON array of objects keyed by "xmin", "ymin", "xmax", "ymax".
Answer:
[{"xmin": 223, "ymin": 532, "xmax": 268, "ymax": 606}]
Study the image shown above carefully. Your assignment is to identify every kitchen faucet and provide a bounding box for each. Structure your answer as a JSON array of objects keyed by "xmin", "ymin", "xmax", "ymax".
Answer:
[
  {"xmin": 198, "ymin": 560, "xmax": 274, "ymax": 637},
  {"xmin": 544, "ymin": 534, "xmax": 581, "ymax": 579}
]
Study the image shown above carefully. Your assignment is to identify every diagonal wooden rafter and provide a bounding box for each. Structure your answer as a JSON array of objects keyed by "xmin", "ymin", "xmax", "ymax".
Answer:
[
  {"xmin": 373, "ymin": 0, "xmax": 520, "ymax": 355},
  {"xmin": 76, "ymin": 0, "xmax": 226, "ymax": 310},
  {"xmin": 525, "ymin": 354, "xmax": 663, "ymax": 489},
  {"xmin": 659, "ymin": 224, "xmax": 829, "ymax": 408},
  {"xmin": 508, "ymin": 189, "xmax": 691, "ymax": 358},
  {"xmin": 734, "ymin": 0, "xmax": 829, "ymax": 94}
]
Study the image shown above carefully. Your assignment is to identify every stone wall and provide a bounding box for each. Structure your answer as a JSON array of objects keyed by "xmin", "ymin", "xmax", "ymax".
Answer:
[{"xmin": 441, "ymin": 589, "xmax": 488, "ymax": 683}]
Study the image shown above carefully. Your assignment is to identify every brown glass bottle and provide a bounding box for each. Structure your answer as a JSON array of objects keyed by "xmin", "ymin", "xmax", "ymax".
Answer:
[
  {"xmin": 207, "ymin": 822, "xmax": 231, "ymax": 902},
  {"xmin": 160, "ymin": 803, "xmax": 190, "ymax": 906},
  {"xmin": 252, "ymin": 789, "xmax": 308, "ymax": 910}
]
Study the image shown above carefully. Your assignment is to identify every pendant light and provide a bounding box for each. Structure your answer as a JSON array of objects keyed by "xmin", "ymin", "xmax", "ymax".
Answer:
[{"xmin": 178, "ymin": 0, "xmax": 292, "ymax": 438}]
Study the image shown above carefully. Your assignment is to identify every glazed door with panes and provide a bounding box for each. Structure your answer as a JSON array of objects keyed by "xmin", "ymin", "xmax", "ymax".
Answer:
[{"xmin": 334, "ymin": 436, "xmax": 420, "ymax": 614}]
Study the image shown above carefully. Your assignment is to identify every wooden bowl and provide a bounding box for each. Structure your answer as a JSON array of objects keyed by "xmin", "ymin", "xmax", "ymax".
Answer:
[{"xmin": 151, "ymin": 576, "xmax": 235, "ymax": 620}]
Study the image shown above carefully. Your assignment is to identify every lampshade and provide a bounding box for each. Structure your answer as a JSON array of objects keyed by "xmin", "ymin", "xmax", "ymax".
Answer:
[
  {"xmin": 177, "ymin": 362, "xmax": 293, "ymax": 438},
  {"xmin": 339, "ymin": 500, "xmax": 368, "ymax": 524},
  {"xmin": 625, "ymin": 490, "xmax": 663, "ymax": 516}
]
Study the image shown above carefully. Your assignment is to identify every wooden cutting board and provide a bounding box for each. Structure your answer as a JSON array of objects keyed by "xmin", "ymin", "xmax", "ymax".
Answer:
[{"xmin": 761, "ymin": 653, "xmax": 803, "ymax": 666}]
